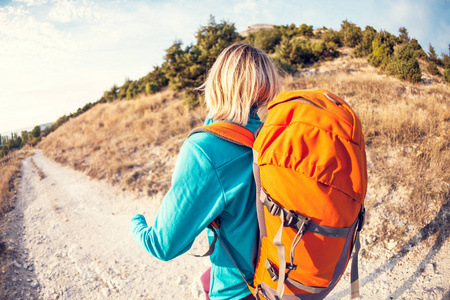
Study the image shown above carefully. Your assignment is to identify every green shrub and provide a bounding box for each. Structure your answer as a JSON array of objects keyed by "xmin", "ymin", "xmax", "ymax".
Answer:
[
  {"xmin": 272, "ymin": 57, "xmax": 296, "ymax": 74},
  {"xmin": 145, "ymin": 82, "xmax": 160, "ymax": 95},
  {"xmin": 277, "ymin": 24, "xmax": 300, "ymax": 39},
  {"xmin": 245, "ymin": 28, "xmax": 282, "ymax": 54},
  {"xmin": 444, "ymin": 69, "xmax": 450, "ymax": 83},
  {"xmin": 276, "ymin": 37, "xmax": 317, "ymax": 67},
  {"xmin": 353, "ymin": 26, "xmax": 377, "ymax": 57},
  {"xmin": 368, "ymin": 39, "xmax": 391, "ymax": 68},
  {"xmin": 410, "ymin": 39, "xmax": 427, "ymax": 59},
  {"xmin": 322, "ymin": 29, "xmax": 342, "ymax": 46},
  {"xmin": 298, "ymin": 24, "xmax": 314, "ymax": 37},
  {"xmin": 183, "ymin": 88, "xmax": 200, "ymax": 109},
  {"xmin": 388, "ymin": 45, "xmax": 422, "ymax": 83},
  {"xmin": 340, "ymin": 20, "xmax": 362, "ymax": 47},
  {"xmin": 427, "ymin": 62, "xmax": 441, "ymax": 76},
  {"xmin": 30, "ymin": 126, "xmax": 41, "ymax": 138}
]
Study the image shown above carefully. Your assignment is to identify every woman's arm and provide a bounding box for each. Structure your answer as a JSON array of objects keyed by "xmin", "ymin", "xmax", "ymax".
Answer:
[{"xmin": 129, "ymin": 139, "xmax": 225, "ymax": 261}]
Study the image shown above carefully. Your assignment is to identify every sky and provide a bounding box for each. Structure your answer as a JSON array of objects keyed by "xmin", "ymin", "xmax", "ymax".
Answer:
[{"xmin": 1, "ymin": 0, "xmax": 449, "ymax": 135}]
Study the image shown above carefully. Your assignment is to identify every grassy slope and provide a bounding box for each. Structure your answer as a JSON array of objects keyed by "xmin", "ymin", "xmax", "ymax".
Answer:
[
  {"xmin": 39, "ymin": 90, "xmax": 206, "ymax": 197},
  {"xmin": 38, "ymin": 53, "xmax": 450, "ymax": 249}
]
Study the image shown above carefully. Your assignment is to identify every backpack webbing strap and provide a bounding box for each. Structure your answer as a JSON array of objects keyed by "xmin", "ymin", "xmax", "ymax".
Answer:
[
  {"xmin": 260, "ymin": 189, "xmax": 352, "ymax": 238},
  {"xmin": 285, "ymin": 277, "xmax": 326, "ymax": 293},
  {"xmin": 274, "ymin": 209, "xmax": 286, "ymax": 300},
  {"xmin": 189, "ymin": 122, "xmax": 254, "ymax": 148},
  {"xmin": 351, "ymin": 206, "xmax": 365, "ymax": 299}
]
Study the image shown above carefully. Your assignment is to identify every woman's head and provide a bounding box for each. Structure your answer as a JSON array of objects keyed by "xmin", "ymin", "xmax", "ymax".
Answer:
[{"xmin": 199, "ymin": 43, "xmax": 281, "ymax": 125}]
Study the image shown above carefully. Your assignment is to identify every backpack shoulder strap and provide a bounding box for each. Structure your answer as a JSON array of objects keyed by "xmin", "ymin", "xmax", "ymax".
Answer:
[{"xmin": 189, "ymin": 122, "xmax": 254, "ymax": 148}]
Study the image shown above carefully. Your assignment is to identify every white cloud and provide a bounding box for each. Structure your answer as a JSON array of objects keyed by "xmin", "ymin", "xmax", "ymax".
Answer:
[
  {"xmin": 0, "ymin": 5, "xmax": 74, "ymax": 58},
  {"xmin": 12, "ymin": 0, "xmax": 49, "ymax": 7},
  {"xmin": 48, "ymin": 0, "xmax": 99, "ymax": 23}
]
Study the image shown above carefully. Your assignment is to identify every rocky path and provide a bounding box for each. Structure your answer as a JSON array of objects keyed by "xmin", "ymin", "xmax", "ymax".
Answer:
[
  {"xmin": 2, "ymin": 150, "xmax": 450, "ymax": 299},
  {"xmin": 3, "ymin": 150, "xmax": 210, "ymax": 299}
]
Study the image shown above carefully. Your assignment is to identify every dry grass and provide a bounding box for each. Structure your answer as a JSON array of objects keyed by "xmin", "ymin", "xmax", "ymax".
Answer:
[
  {"xmin": 38, "ymin": 55, "xmax": 449, "ymax": 245},
  {"xmin": 0, "ymin": 150, "xmax": 30, "ymax": 216},
  {"xmin": 39, "ymin": 90, "xmax": 206, "ymax": 197}
]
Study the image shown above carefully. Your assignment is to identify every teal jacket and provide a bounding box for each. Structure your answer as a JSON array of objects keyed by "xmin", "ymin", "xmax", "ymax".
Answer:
[{"xmin": 130, "ymin": 111, "xmax": 261, "ymax": 300}]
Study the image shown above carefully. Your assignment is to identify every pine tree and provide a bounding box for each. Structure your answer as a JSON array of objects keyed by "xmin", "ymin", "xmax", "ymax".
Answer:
[
  {"xmin": 428, "ymin": 44, "xmax": 438, "ymax": 63},
  {"xmin": 398, "ymin": 27, "xmax": 410, "ymax": 44}
]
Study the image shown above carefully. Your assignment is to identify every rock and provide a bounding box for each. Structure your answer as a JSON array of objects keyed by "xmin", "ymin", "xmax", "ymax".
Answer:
[
  {"xmin": 101, "ymin": 288, "xmax": 111, "ymax": 297},
  {"xmin": 424, "ymin": 263, "xmax": 436, "ymax": 275},
  {"xmin": 23, "ymin": 263, "xmax": 29, "ymax": 269},
  {"xmin": 30, "ymin": 280, "xmax": 38, "ymax": 288},
  {"xmin": 387, "ymin": 239, "xmax": 397, "ymax": 250},
  {"xmin": 13, "ymin": 260, "xmax": 22, "ymax": 268}
]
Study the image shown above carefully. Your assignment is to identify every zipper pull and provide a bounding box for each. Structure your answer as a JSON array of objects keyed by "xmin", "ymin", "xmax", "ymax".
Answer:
[{"xmin": 323, "ymin": 93, "xmax": 341, "ymax": 106}]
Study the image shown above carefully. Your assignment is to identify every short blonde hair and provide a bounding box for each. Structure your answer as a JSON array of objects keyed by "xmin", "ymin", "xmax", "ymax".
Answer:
[{"xmin": 198, "ymin": 43, "xmax": 281, "ymax": 126}]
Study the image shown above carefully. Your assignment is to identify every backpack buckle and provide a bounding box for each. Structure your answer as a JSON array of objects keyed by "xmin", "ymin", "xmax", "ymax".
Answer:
[
  {"xmin": 284, "ymin": 210, "xmax": 296, "ymax": 227},
  {"xmin": 269, "ymin": 203, "xmax": 281, "ymax": 216},
  {"xmin": 294, "ymin": 214, "xmax": 310, "ymax": 234},
  {"xmin": 284, "ymin": 210, "xmax": 310, "ymax": 233},
  {"xmin": 265, "ymin": 260, "xmax": 279, "ymax": 282}
]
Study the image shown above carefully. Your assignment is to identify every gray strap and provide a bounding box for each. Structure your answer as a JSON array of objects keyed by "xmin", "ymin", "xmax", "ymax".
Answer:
[
  {"xmin": 350, "ymin": 207, "xmax": 365, "ymax": 299},
  {"xmin": 274, "ymin": 210, "xmax": 286, "ymax": 300},
  {"xmin": 350, "ymin": 230, "xmax": 361, "ymax": 299},
  {"xmin": 260, "ymin": 190, "xmax": 351, "ymax": 238},
  {"xmin": 307, "ymin": 222, "xmax": 351, "ymax": 238},
  {"xmin": 285, "ymin": 277, "xmax": 327, "ymax": 293},
  {"xmin": 252, "ymin": 148, "xmax": 259, "ymax": 163}
]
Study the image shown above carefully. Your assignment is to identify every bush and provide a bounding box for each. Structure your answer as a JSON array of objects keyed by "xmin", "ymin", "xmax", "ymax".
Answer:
[
  {"xmin": 427, "ymin": 62, "xmax": 441, "ymax": 76},
  {"xmin": 410, "ymin": 39, "xmax": 427, "ymax": 59},
  {"xmin": 322, "ymin": 29, "xmax": 342, "ymax": 46},
  {"xmin": 444, "ymin": 69, "xmax": 450, "ymax": 83},
  {"xmin": 388, "ymin": 45, "xmax": 422, "ymax": 83},
  {"xmin": 272, "ymin": 57, "xmax": 296, "ymax": 74},
  {"xmin": 298, "ymin": 24, "xmax": 314, "ymax": 37},
  {"xmin": 145, "ymin": 82, "xmax": 160, "ymax": 95},
  {"xmin": 389, "ymin": 57, "xmax": 422, "ymax": 83},
  {"xmin": 353, "ymin": 26, "xmax": 377, "ymax": 57},
  {"xmin": 340, "ymin": 20, "xmax": 362, "ymax": 47},
  {"xmin": 276, "ymin": 37, "xmax": 316, "ymax": 67},
  {"xmin": 30, "ymin": 126, "xmax": 41, "ymax": 138},
  {"xmin": 368, "ymin": 39, "xmax": 391, "ymax": 68},
  {"xmin": 245, "ymin": 28, "xmax": 282, "ymax": 54},
  {"xmin": 183, "ymin": 88, "xmax": 200, "ymax": 109}
]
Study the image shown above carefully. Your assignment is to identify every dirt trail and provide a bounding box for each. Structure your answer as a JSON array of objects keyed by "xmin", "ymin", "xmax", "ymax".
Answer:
[
  {"xmin": 3, "ymin": 150, "xmax": 210, "ymax": 299},
  {"xmin": 3, "ymin": 150, "xmax": 450, "ymax": 299}
]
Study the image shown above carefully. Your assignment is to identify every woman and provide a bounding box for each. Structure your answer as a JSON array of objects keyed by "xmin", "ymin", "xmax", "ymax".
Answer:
[{"xmin": 130, "ymin": 43, "xmax": 281, "ymax": 300}]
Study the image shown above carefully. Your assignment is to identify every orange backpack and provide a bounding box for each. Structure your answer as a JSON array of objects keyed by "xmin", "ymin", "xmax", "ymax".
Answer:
[{"xmin": 192, "ymin": 89, "xmax": 367, "ymax": 300}]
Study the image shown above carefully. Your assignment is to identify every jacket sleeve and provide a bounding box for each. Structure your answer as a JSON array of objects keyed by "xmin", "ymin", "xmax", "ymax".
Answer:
[{"xmin": 129, "ymin": 139, "xmax": 226, "ymax": 261}]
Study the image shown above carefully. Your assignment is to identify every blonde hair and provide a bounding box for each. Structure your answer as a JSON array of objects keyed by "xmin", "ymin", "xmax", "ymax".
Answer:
[{"xmin": 198, "ymin": 43, "xmax": 281, "ymax": 126}]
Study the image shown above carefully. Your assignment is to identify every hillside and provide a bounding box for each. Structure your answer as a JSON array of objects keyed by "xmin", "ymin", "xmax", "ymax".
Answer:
[{"xmin": 1, "ymin": 51, "xmax": 449, "ymax": 299}]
